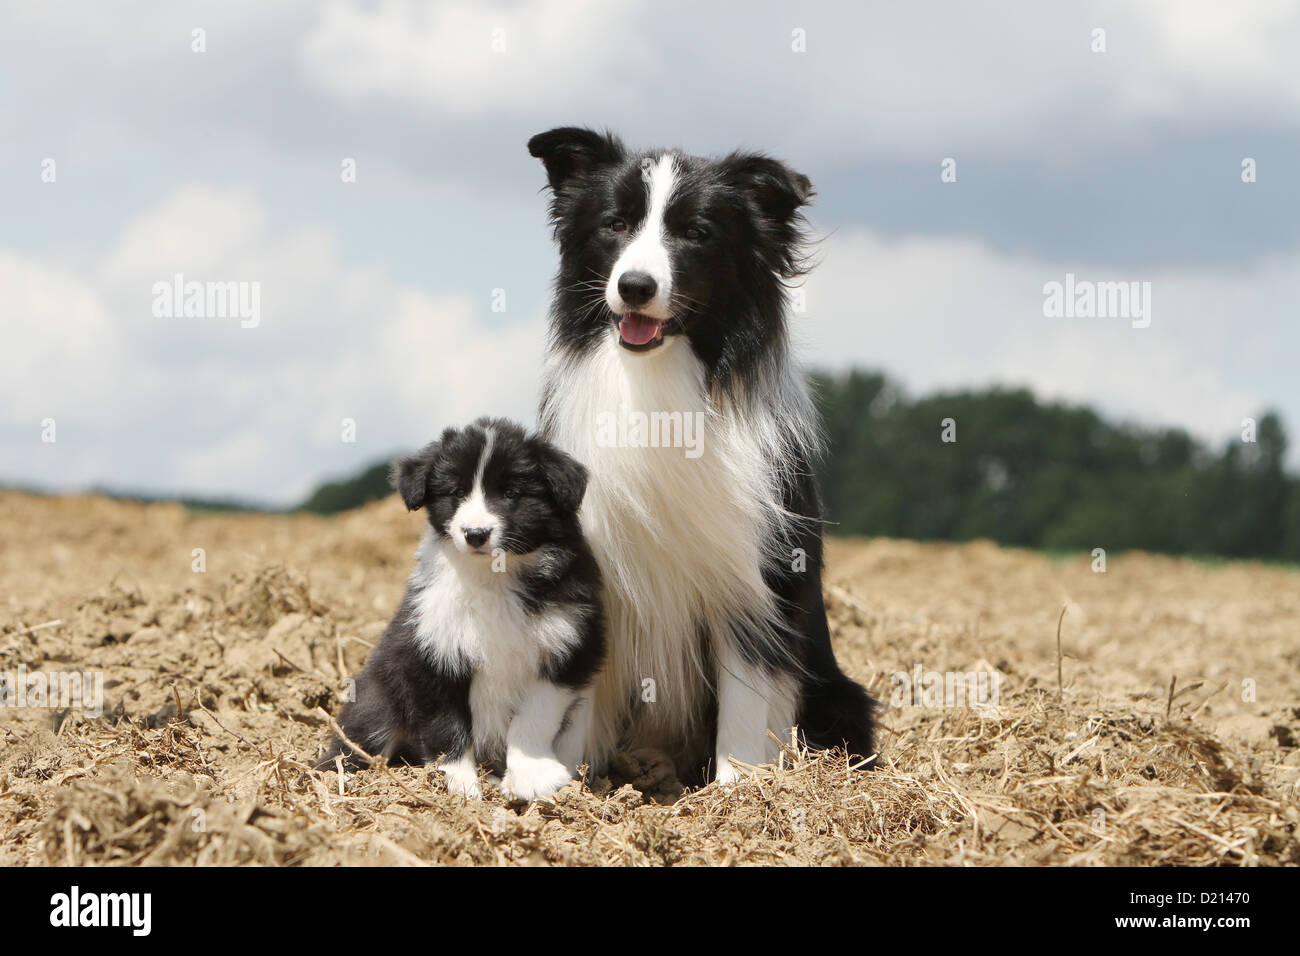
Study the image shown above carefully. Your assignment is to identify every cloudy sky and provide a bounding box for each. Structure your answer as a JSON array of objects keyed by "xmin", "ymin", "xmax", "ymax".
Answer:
[{"xmin": 2, "ymin": 0, "xmax": 1297, "ymax": 505}]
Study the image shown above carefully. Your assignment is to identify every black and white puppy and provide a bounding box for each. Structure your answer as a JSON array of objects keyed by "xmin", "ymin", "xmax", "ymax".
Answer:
[
  {"xmin": 529, "ymin": 127, "xmax": 875, "ymax": 785},
  {"xmin": 318, "ymin": 417, "xmax": 604, "ymax": 801}
]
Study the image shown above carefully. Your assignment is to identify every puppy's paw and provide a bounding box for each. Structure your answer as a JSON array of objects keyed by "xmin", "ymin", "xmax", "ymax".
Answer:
[
  {"xmin": 439, "ymin": 759, "xmax": 482, "ymax": 800},
  {"xmin": 502, "ymin": 755, "xmax": 572, "ymax": 802}
]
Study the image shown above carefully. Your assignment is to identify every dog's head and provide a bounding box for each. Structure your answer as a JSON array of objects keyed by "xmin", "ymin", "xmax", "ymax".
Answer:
[
  {"xmin": 528, "ymin": 127, "xmax": 813, "ymax": 374},
  {"xmin": 391, "ymin": 418, "xmax": 589, "ymax": 556}
]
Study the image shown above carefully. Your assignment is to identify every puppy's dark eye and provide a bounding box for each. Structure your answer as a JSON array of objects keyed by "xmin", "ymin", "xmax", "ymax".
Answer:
[
  {"xmin": 503, "ymin": 486, "xmax": 520, "ymax": 500},
  {"xmin": 451, "ymin": 486, "xmax": 467, "ymax": 498},
  {"xmin": 684, "ymin": 225, "xmax": 707, "ymax": 241},
  {"xmin": 608, "ymin": 218, "xmax": 628, "ymax": 233}
]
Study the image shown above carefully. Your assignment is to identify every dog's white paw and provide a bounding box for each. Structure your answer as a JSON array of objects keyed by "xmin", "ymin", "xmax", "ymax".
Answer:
[
  {"xmin": 439, "ymin": 759, "xmax": 482, "ymax": 799},
  {"xmin": 714, "ymin": 757, "xmax": 746, "ymax": 788},
  {"xmin": 502, "ymin": 755, "xmax": 572, "ymax": 802}
]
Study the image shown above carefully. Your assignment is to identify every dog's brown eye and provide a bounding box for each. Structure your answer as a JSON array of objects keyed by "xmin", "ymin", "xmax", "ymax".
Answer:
[
  {"xmin": 684, "ymin": 225, "xmax": 707, "ymax": 240},
  {"xmin": 609, "ymin": 218, "xmax": 628, "ymax": 233}
]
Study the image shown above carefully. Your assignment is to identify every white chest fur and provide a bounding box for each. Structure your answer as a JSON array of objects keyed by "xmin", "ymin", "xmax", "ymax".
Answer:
[{"xmin": 541, "ymin": 335, "xmax": 810, "ymax": 760}]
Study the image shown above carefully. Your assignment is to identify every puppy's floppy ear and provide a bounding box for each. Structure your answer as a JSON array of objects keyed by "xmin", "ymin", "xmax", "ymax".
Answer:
[
  {"xmin": 390, "ymin": 439, "xmax": 443, "ymax": 512},
  {"xmin": 535, "ymin": 440, "xmax": 590, "ymax": 513},
  {"xmin": 527, "ymin": 127, "xmax": 625, "ymax": 192},
  {"xmin": 724, "ymin": 153, "xmax": 814, "ymax": 224}
]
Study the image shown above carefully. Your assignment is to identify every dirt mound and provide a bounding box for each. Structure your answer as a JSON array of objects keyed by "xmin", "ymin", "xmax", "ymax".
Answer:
[{"xmin": 1, "ymin": 492, "xmax": 1297, "ymax": 865}]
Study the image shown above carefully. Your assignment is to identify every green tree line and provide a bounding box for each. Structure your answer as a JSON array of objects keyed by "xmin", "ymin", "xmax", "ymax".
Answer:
[
  {"xmin": 813, "ymin": 370, "xmax": 1299, "ymax": 561},
  {"xmin": 298, "ymin": 460, "xmax": 394, "ymax": 515}
]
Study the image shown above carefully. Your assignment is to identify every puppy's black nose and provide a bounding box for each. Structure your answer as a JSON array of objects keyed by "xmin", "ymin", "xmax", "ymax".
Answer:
[
  {"xmin": 463, "ymin": 527, "xmax": 491, "ymax": 548},
  {"xmin": 617, "ymin": 271, "xmax": 657, "ymax": 308}
]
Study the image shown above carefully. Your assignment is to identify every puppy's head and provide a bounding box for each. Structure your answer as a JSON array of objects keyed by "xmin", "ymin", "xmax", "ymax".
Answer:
[
  {"xmin": 528, "ymin": 126, "xmax": 812, "ymax": 373},
  {"xmin": 392, "ymin": 418, "xmax": 589, "ymax": 557}
]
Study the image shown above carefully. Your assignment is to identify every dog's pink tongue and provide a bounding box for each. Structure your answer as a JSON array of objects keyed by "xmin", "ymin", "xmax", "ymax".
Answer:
[{"xmin": 619, "ymin": 313, "xmax": 662, "ymax": 345}]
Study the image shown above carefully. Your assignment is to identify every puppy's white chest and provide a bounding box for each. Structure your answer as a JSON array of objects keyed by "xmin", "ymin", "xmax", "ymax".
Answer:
[
  {"xmin": 415, "ymin": 563, "xmax": 529, "ymax": 668},
  {"xmin": 409, "ymin": 538, "xmax": 580, "ymax": 756}
]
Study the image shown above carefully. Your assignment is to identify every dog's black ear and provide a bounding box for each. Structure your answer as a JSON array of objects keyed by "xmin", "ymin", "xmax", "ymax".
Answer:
[
  {"xmin": 724, "ymin": 153, "xmax": 814, "ymax": 279},
  {"xmin": 390, "ymin": 440, "xmax": 442, "ymax": 512},
  {"xmin": 528, "ymin": 127, "xmax": 625, "ymax": 192},
  {"xmin": 535, "ymin": 440, "xmax": 589, "ymax": 513},
  {"xmin": 724, "ymin": 153, "xmax": 814, "ymax": 224}
]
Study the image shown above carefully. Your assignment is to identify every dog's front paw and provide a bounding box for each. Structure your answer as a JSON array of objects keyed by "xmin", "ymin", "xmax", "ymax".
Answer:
[
  {"xmin": 439, "ymin": 759, "xmax": 482, "ymax": 799},
  {"xmin": 502, "ymin": 755, "xmax": 572, "ymax": 802},
  {"xmin": 714, "ymin": 757, "xmax": 747, "ymax": 788}
]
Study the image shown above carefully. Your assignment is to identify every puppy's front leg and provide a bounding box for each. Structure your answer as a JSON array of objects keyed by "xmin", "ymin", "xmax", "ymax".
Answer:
[
  {"xmin": 437, "ymin": 748, "xmax": 481, "ymax": 799},
  {"xmin": 553, "ymin": 691, "xmax": 591, "ymax": 775},
  {"xmin": 714, "ymin": 642, "xmax": 797, "ymax": 786},
  {"xmin": 502, "ymin": 680, "xmax": 576, "ymax": 801}
]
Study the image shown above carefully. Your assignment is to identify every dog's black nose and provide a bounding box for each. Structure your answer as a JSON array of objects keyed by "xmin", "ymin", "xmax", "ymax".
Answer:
[
  {"xmin": 463, "ymin": 527, "xmax": 491, "ymax": 548},
  {"xmin": 617, "ymin": 271, "xmax": 657, "ymax": 308}
]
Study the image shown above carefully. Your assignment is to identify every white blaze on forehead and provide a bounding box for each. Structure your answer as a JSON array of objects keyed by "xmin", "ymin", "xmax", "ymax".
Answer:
[
  {"xmin": 607, "ymin": 153, "xmax": 677, "ymax": 320},
  {"xmin": 473, "ymin": 426, "xmax": 495, "ymax": 488},
  {"xmin": 640, "ymin": 154, "xmax": 678, "ymax": 234},
  {"xmin": 451, "ymin": 426, "xmax": 498, "ymax": 545}
]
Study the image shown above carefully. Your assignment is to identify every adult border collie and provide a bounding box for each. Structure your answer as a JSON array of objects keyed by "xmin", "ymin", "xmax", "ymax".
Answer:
[{"xmin": 529, "ymin": 127, "xmax": 875, "ymax": 785}]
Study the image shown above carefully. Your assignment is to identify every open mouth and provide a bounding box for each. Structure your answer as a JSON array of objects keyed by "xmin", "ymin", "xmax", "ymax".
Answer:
[{"xmin": 617, "ymin": 312, "xmax": 681, "ymax": 351}]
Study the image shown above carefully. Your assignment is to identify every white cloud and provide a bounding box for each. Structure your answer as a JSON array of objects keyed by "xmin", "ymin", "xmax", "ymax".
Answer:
[
  {"xmin": 803, "ymin": 229, "xmax": 1294, "ymax": 454},
  {"xmin": 300, "ymin": 0, "xmax": 651, "ymax": 116},
  {"xmin": 1122, "ymin": 0, "xmax": 1300, "ymax": 108},
  {"xmin": 295, "ymin": 0, "xmax": 1300, "ymax": 164},
  {"xmin": 98, "ymin": 185, "xmax": 271, "ymax": 285},
  {"xmin": 0, "ymin": 185, "xmax": 545, "ymax": 503},
  {"xmin": 0, "ymin": 254, "xmax": 126, "ymax": 428}
]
